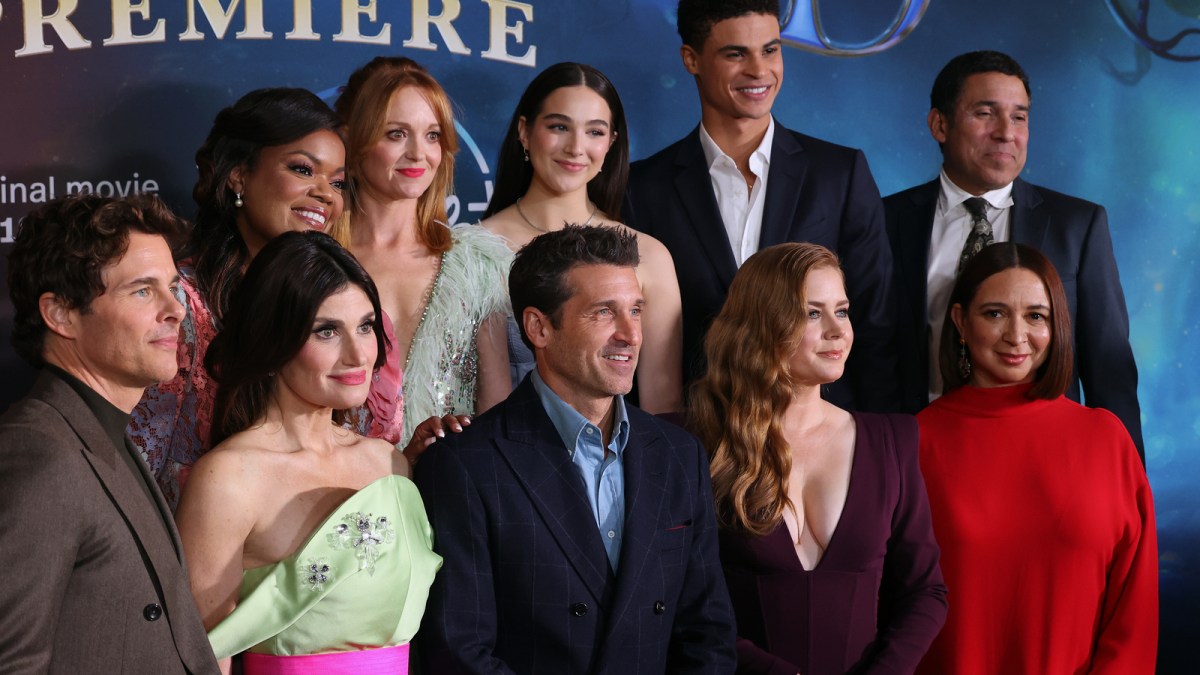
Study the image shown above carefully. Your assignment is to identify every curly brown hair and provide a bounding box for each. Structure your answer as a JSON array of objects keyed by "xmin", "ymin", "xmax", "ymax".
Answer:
[{"xmin": 7, "ymin": 193, "xmax": 187, "ymax": 366}]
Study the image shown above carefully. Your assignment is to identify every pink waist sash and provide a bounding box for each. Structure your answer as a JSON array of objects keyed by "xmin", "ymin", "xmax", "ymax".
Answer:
[{"xmin": 242, "ymin": 643, "xmax": 409, "ymax": 675}]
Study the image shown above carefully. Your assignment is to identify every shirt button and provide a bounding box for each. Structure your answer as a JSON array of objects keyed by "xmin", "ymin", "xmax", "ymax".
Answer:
[
  {"xmin": 607, "ymin": 530, "xmax": 616, "ymax": 539},
  {"xmin": 585, "ymin": 428, "xmax": 593, "ymax": 435},
  {"xmin": 570, "ymin": 602, "xmax": 589, "ymax": 617},
  {"xmin": 143, "ymin": 603, "xmax": 163, "ymax": 621}
]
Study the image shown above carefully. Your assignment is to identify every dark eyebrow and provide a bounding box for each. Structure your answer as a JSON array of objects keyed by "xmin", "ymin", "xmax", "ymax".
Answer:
[
  {"xmin": 542, "ymin": 113, "xmax": 610, "ymax": 128},
  {"xmin": 284, "ymin": 149, "xmax": 345, "ymax": 173},
  {"xmin": 720, "ymin": 38, "xmax": 780, "ymax": 52},
  {"xmin": 123, "ymin": 274, "xmax": 179, "ymax": 289},
  {"xmin": 972, "ymin": 99, "xmax": 1030, "ymax": 113}
]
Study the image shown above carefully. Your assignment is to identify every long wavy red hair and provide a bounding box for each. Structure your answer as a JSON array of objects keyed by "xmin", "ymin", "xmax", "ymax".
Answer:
[{"xmin": 689, "ymin": 242, "xmax": 844, "ymax": 535}]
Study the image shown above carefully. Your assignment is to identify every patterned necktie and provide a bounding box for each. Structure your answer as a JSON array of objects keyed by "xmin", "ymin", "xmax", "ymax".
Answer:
[{"xmin": 957, "ymin": 197, "xmax": 993, "ymax": 275}]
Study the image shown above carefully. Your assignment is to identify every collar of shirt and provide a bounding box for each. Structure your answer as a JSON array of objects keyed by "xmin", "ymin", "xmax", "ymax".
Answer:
[
  {"xmin": 530, "ymin": 368, "xmax": 630, "ymax": 458},
  {"xmin": 936, "ymin": 169, "xmax": 1015, "ymax": 217},
  {"xmin": 45, "ymin": 363, "xmax": 132, "ymax": 452},
  {"xmin": 698, "ymin": 118, "xmax": 775, "ymax": 266},
  {"xmin": 698, "ymin": 116, "xmax": 775, "ymax": 175}
]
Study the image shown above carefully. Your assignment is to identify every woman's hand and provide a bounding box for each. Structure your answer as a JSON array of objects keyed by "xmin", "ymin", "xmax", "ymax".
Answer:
[{"xmin": 403, "ymin": 414, "xmax": 471, "ymax": 464}]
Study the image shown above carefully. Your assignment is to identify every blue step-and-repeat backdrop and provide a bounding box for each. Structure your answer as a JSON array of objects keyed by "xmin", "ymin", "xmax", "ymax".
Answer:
[{"xmin": 1, "ymin": 0, "xmax": 1196, "ymax": 667}]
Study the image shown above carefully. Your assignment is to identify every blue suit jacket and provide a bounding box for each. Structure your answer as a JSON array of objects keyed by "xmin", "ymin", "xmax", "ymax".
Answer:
[
  {"xmin": 624, "ymin": 122, "xmax": 899, "ymax": 412},
  {"xmin": 883, "ymin": 177, "xmax": 1144, "ymax": 459},
  {"xmin": 414, "ymin": 376, "xmax": 736, "ymax": 674}
]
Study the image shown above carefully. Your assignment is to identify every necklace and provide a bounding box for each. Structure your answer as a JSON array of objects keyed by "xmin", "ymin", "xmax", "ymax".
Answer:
[{"xmin": 515, "ymin": 198, "xmax": 598, "ymax": 234}]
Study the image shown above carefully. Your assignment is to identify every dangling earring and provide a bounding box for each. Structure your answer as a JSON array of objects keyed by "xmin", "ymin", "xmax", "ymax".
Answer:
[
  {"xmin": 957, "ymin": 338, "xmax": 972, "ymax": 380},
  {"xmin": 522, "ymin": 147, "xmax": 529, "ymax": 162},
  {"xmin": 234, "ymin": 191, "xmax": 244, "ymax": 208}
]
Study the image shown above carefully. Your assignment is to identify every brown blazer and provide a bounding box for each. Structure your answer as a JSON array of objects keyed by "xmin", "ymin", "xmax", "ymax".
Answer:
[{"xmin": 0, "ymin": 372, "xmax": 218, "ymax": 674}]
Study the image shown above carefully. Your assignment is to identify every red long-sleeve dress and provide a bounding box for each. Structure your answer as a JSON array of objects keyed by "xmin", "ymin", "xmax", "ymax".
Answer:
[{"xmin": 916, "ymin": 384, "xmax": 1157, "ymax": 674}]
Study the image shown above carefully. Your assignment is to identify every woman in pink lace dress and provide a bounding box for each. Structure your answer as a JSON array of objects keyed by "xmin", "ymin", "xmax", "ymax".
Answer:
[{"xmin": 128, "ymin": 88, "xmax": 351, "ymax": 508}]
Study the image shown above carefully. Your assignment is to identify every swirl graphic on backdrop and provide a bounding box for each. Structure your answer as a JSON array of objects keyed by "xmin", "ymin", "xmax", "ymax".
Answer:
[
  {"xmin": 1104, "ymin": 0, "xmax": 1200, "ymax": 83},
  {"xmin": 779, "ymin": 0, "xmax": 931, "ymax": 56}
]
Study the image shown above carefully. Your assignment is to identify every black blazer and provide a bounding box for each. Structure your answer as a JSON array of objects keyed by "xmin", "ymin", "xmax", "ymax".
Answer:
[
  {"xmin": 0, "ymin": 372, "xmax": 218, "ymax": 674},
  {"xmin": 884, "ymin": 177, "xmax": 1144, "ymax": 458},
  {"xmin": 625, "ymin": 122, "xmax": 899, "ymax": 412},
  {"xmin": 415, "ymin": 377, "xmax": 736, "ymax": 674}
]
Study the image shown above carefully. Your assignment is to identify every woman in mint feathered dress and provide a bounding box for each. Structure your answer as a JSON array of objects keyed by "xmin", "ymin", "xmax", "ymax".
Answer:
[
  {"xmin": 177, "ymin": 232, "xmax": 440, "ymax": 675},
  {"xmin": 331, "ymin": 56, "xmax": 513, "ymax": 451}
]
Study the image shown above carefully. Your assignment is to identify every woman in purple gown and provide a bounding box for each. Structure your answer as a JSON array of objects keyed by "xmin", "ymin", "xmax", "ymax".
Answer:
[{"xmin": 690, "ymin": 243, "xmax": 947, "ymax": 674}]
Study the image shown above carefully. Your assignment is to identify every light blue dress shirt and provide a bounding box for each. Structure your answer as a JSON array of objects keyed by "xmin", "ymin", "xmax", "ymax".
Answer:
[{"xmin": 531, "ymin": 369, "xmax": 629, "ymax": 571}]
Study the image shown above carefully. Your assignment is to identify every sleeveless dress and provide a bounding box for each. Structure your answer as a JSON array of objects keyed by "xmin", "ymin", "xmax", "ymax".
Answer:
[
  {"xmin": 207, "ymin": 475, "xmax": 442, "ymax": 673},
  {"xmin": 351, "ymin": 224, "xmax": 512, "ymax": 446}
]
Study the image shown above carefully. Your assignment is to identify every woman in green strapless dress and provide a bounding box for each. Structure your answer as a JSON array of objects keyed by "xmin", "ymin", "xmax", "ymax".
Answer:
[{"xmin": 176, "ymin": 232, "xmax": 441, "ymax": 675}]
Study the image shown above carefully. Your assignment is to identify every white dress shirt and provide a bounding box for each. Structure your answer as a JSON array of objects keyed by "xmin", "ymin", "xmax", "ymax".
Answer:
[
  {"xmin": 698, "ymin": 118, "xmax": 775, "ymax": 267},
  {"xmin": 927, "ymin": 170, "xmax": 1014, "ymax": 400}
]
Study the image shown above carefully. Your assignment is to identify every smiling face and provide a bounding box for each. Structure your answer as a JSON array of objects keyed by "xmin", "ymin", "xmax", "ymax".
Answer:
[
  {"xmin": 951, "ymin": 267, "xmax": 1052, "ymax": 388},
  {"xmin": 519, "ymin": 85, "xmax": 615, "ymax": 198},
  {"xmin": 277, "ymin": 285, "xmax": 378, "ymax": 411},
  {"xmin": 682, "ymin": 12, "xmax": 782, "ymax": 126},
  {"xmin": 231, "ymin": 129, "xmax": 346, "ymax": 257},
  {"xmin": 930, "ymin": 71, "xmax": 1029, "ymax": 196},
  {"xmin": 786, "ymin": 265, "xmax": 853, "ymax": 387},
  {"xmin": 358, "ymin": 86, "xmax": 444, "ymax": 204},
  {"xmin": 64, "ymin": 232, "xmax": 184, "ymax": 403},
  {"xmin": 526, "ymin": 264, "xmax": 643, "ymax": 422}
]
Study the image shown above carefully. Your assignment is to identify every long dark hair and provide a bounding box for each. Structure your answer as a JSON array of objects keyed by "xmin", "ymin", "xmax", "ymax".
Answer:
[
  {"xmin": 189, "ymin": 87, "xmax": 342, "ymax": 321},
  {"xmin": 483, "ymin": 62, "xmax": 630, "ymax": 220},
  {"xmin": 939, "ymin": 243, "xmax": 1073, "ymax": 399},
  {"xmin": 205, "ymin": 231, "xmax": 387, "ymax": 445}
]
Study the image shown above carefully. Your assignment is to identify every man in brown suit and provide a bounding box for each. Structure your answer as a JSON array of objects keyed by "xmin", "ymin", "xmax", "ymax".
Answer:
[{"xmin": 0, "ymin": 194, "xmax": 219, "ymax": 674}]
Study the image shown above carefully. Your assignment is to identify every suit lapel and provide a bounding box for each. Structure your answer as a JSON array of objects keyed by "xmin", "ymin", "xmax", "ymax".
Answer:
[
  {"xmin": 494, "ymin": 382, "xmax": 611, "ymax": 602},
  {"xmin": 600, "ymin": 422, "xmax": 668, "ymax": 644},
  {"xmin": 760, "ymin": 125, "xmax": 810, "ymax": 249},
  {"xmin": 36, "ymin": 375, "xmax": 182, "ymax": 582},
  {"xmin": 1009, "ymin": 178, "xmax": 1048, "ymax": 249},
  {"xmin": 674, "ymin": 130, "xmax": 739, "ymax": 288},
  {"xmin": 903, "ymin": 180, "xmax": 940, "ymax": 385}
]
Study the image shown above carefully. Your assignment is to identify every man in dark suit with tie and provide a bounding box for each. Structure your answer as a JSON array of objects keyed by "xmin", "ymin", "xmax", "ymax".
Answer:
[
  {"xmin": 0, "ymin": 195, "xmax": 218, "ymax": 673},
  {"xmin": 883, "ymin": 50, "xmax": 1143, "ymax": 459},
  {"xmin": 416, "ymin": 225, "xmax": 736, "ymax": 674},
  {"xmin": 625, "ymin": 0, "xmax": 898, "ymax": 412}
]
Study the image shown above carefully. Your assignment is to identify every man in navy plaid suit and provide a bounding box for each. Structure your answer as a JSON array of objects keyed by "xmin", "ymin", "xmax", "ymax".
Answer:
[{"xmin": 416, "ymin": 225, "xmax": 735, "ymax": 674}]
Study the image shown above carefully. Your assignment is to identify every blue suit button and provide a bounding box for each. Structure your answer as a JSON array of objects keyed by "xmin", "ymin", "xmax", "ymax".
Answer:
[
  {"xmin": 570, "ymin": 602, "xmax": 588, "ymax": 617},
  {"xmin": 653, "ymin": 600, "xmax": 666, "ymax": 615}
]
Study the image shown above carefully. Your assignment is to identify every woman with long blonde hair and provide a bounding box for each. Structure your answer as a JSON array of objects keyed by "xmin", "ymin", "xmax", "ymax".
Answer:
[{"xmin": 691, "ymin": 242, "xmax": 946, "ymax": 674}]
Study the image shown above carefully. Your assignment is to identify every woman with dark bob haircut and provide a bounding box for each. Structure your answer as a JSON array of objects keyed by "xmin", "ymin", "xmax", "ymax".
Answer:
[
  {"xmin": 129, "ymin": 87, "xmax": 348, "ymax": 508},
  {"xmin": 177, "ymin": 231, "xmax": 440, "ymax": 674},
  {"xmin": 916, "ymin": 242, "xmax": 1157, "ymax": 673},
  {"xmin": 691, "ymin": 242, "xmax": 947, "ymax": 674},
  {"xmin": 481, "ymin": 62, "xmax": 684, "ymax": 413}
]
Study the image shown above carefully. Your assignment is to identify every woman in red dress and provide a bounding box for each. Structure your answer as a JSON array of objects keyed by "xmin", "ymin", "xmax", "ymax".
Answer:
[{"xmin": 916, "ymin": 242, "xmax": 1157, "ymax": 674}]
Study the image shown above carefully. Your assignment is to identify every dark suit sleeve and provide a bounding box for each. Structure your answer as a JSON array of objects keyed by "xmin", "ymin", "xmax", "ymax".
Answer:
[
  {"xmin": 861, "ymin": 415, "xmax": 947, "ymax": 673},
  {"xmin": 667, "ymin": 436, "xmax": 738, "ymax": 673},
  {"xmin": 837, "ymin": 151, "xmax": 900, "ymax": 413},
  {"xmin": 415, "ymin": 441, "xmax": 517, "ymax": 675},
  {"xmin": 0, "ymin": 430, "xmax": 78, "ymax": 670},
  {"xmin": 1073, "ymin": 205, "xmax": 1143, "ymax": 459}
]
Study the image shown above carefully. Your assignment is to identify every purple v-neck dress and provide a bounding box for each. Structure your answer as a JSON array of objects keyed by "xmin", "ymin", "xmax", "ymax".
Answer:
[{"xmin": 718, "ymin": 413, "xmax": 947, "ymax": 674}]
